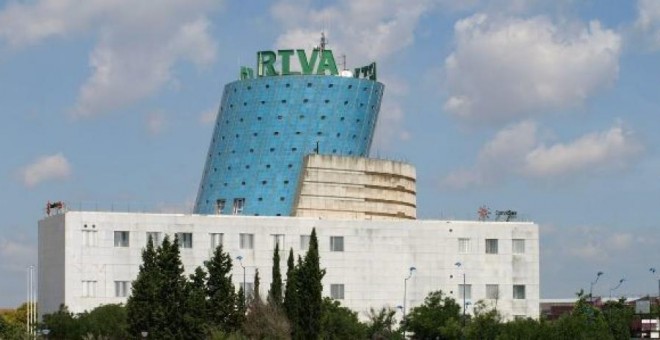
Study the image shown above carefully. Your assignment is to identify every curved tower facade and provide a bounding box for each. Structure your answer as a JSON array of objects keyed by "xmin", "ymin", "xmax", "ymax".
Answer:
[{"xmin": 194, "ymin": 74, "xmax": 384, "ymax": 216}]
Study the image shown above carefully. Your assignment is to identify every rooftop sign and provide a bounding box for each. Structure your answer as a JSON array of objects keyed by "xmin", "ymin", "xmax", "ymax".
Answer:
[{"xmin": 240, "ymin": 49, "xmax": 376, "ymax": 81}]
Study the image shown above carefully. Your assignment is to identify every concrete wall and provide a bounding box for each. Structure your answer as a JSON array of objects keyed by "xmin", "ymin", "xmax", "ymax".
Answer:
[
  {"xmin": 38, "ymin": 211, "xmax": 539, "ymax": 320},
  {"xmin": 293, "ymin": 155, "xmax": 417, "ymax": 220}
]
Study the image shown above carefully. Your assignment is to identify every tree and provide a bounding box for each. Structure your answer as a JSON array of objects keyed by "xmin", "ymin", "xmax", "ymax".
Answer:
[
  {"xmin": 243, "ymin": 269, "xmax": 290, "ymax": 340},
  {"xmin": 403, "ymin": 290, "xmax": 462, "ymax": 340},
  {"xmin": 78, "ymin": 304, "xmax": 129, "ymax": 339},
  {"xmin": 297, "ymin": 228, "xmax": 326, "ymax": 339},
  {"xmin": 253, "ymin": 269, "xmax": 261, "ymax": 303},
  {"xmin": 126, "ymin": 235, "xmax": 159, "ymax": 337},
  {"xmin": 185, "ymin": 267, "xmax": 209, "ymax": 338},
  {"xmin": 320, "ymin": 298, "xmax": 367, "ymax": 339},
  {"xmin": 497, "ymin": 317, "xmax": 550, "ymax": 340},
  {"xmin": 284, "ymin": 248, "xmax": 300, "ymax": 338},
  {"xmin": 551, "ymin": 291, "xmax": 612, "ymax": 340},
  {"xmin": 0, "ymin": 312, "xmax": 24, "ymax": 339},
  {"xmin": 364, "ymin": 307, "xmax": 403, "ymax": 340},
  {"xmin": 602, "ymin": 298, "xmax": 634, "ymax": 340},
  {"xmin": 464, "ymin": 301, "xmax": 502, "ymax": 340},
  {"xmin": 206, "ymin": 243, "xmax": 241, "ymax": 332},
  {"xmin": 269, "ymin": 242, "xmax": 284, "ymax": 306},
  {"xmin": 41, "ymin": 304, "xmax": 85, "ymax": 339}
]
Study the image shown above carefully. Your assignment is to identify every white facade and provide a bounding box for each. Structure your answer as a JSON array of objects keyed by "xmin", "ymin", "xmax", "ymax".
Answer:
[{"xmin": 38, "ymin": 211, "xmax": 539, "ymax": 320}]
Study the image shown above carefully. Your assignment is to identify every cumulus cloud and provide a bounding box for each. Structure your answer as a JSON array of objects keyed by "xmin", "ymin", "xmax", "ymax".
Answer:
[
  {"xmin": 444, "ymin": 14, "xmax": 621, "ymax": 124},
  {"xmin": 0, "ymin": 237, "xmax": 36, "ymax": 273},
  {"xmin": 443, "ymin": 121, "xmax": 642, "ymax": 188},
  {"xmin": 0, "ymin": 0, "xmax": 221, "ymax": 117},
  {"xmin": 633, "ymin": 0, "xmax": 660, "ymax": 50},
  {"xmin": 567, "ymin": 228, "xmax": 638, "ymax": 262},
  {"xmin": 19, "ymin": 153, "xmax": 72, "ymax": 188}
]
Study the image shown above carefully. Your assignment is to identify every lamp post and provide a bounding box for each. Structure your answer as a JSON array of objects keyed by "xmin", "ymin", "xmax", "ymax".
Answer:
[
  {"xmin": 403, "ymin": 267, "xmax": 416, "ymax": 338},
  {"xmin": 42, "ymin": 329, "xmax": 50, "ymax": 340},
  {"xmin": 609, "ymin": 278, "xmax": 625, "ymax": 299},
  {"xmin": 140, "ymin": 331, "xmax": 148, "ymax": 338},
  {"xmin": 455, "ymin": 262, "xmax": 466, "ymax": 327},
  {"xmin": 237, "ymin": 256, "xmax": 246, "ymax": 305},
  {"xmin": 589, "ymin": 271, "xmax": 603, "ymax": 304},
  {"xmin": 651, "ymin": 268, "xmax": 659, "ymax": 299}
]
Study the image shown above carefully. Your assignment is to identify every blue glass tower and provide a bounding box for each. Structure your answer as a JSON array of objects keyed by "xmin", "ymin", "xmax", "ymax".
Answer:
[{"xmin": 194, "ymin": 74, "xmax": 384, "ymax": 216}]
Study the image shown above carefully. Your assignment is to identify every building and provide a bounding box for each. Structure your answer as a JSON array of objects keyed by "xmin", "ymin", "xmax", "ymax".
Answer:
[
  {"xmin": 38, "ymin": 45, "xmax": 540, "ymax": 320},
  {"xmin": 39, "ymin": 211, "xmax": 539, "ymax": 320}
]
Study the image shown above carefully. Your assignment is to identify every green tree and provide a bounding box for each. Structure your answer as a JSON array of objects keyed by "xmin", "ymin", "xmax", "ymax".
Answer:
[
  {"xmin": 403, "ymin": 290, "xmax": 462, "ymax": 340},
  {"xmin": 551, "ymin": 291, "xmax": 612, "ymax": 340},
  {"xmin": 364, "ymin": 307, "xmax": 403, "ymax": 340},
  {"xmin": 602, "ymin": 298, "xmax": 634, "ymax": 340},
  {"xmin": 152, "ymin": 234, "xmax": 190, "ymax": 338},
  {"xmin": 253, "ymin": 269, "xmax": 261, "ymax": 303},
  {"xmin": 0, "ymin": 312, "xmax": 24, "ymax": 340},
  {"xmin": 126, "ymin": 235, "xmax": 159, "ymax": 337},
  {"xmin": 284, "ymin": 248, "xmax": 300, "ymax": 338},
  {"xmin": 297, "ymin": 228, "xmax": 326, "ymax": 339},
  {"xmin": 206, "ymin": 243, "xmax": 241, "ymax": 332},
  {"xmin": 77, "ymin": 304, "xmax": 129, "ymax": 339},
  {"xmin": 320, "ymin": 298, "xmax": 367, "ymax": 339},
  {"xmin": 464, "ymin": 301, "xmax": 501, "ymax": 340},
  {"xmin": 185, "ymin": 267, "xmax": 209, "ymax": 338},
  {"xmin": 41, "ymin": 304, "xmax": 85, "ymax": 339},
  {"xmin": 269, "ymin": 242, "xmax": 284, "ymax": 306},
  {"xmin": 243, "ymin": 269, "xmax": 290, "ymax": 340},
  {"xmin": 497, "ymin": 317, "xmax": 550, "ymax": 340}
]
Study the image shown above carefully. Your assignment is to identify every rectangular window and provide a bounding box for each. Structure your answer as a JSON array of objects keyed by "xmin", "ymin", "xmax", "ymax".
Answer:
[
  {"xmin": 114, "ymin": 231, "xmax": 129, "ymax": 247},
  {"xmin": 513, "ymin": 285, "xmax": 526, "ymax": 299},
  {"xmin": 512, "ymin": 239, "xmax": 525, "ymax": 254},
  {"xmin": 216, "ymin": 199, "xmax": 226, "ymax": 214},
  {"xmin": 233, "ymin": 198, "xmax": 245, "ymax": 215},
  {"xmin": 240, "ymin": 233, "xmax": 254, "ymax": 249},
  {"xmin": 458, "ymin": 284, "xmax": 472, "ymax": 300},
  {"xmin": 330, "ymin": 236, "xmax": 344, "ymax": 252},
  {"xmin": 146, "ymin": 232, "xmax": 161, "ymax": 246},
  {"xmin": 82, "ymin": 281, "xmax": 96, "ymax": 297},
  {"xmin": 486, "ymin": 284, "xmax": 499, "ymax": 299},
  {"xmin": 82, "ymin": 230, "xmax": 97, "ymax": 247},
  {"xmin": 485, "ymin": 239, "xmax": 499, "ymax": 254},
  {"xmin": 300, "ymin": 235, "xmax": 311, "ymax": 251},
  {"xmin": 210, "ymin": 233, "xmax": 223, "ymax": 250},
  {"xmin": 272, "ymin": 234, "xmax": 285, "ymax": 249},
  {"xmin": 115, "ymin": 281, "xmax": 130, "ymax": 297},
  {"xmin": 458, "ymin": 238, "xmax": 471, "ymax": 253},
  {"xmin": 330, "ymin": 284, "xmax": 345, "ymax": 300},
  {"xmin": 177, "ymin": 232, "xmax": 193, "ymax": 249}
]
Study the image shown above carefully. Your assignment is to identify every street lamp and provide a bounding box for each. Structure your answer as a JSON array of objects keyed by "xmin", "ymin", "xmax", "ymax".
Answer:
[
  {"xmin": 42, "ymin": 329, "xmax": 50, "ymax": 339},
  {"xmin": 609, "ymin": 278, "xmax": 625, "ymax": 299},
  {"xmin": 455, "ymin": 262, "xmax": 466, "ymax": 327},
  {"xmin": 651, "ymin": 268, "xmax": 659, "ymax": 299},
  {"xmin": 403, "ymin": 267, "xmax": 416, "ymax": 338},
  {"xmin": 236, "ymin": 255, "xmax": 246, "ymax": 305},
  {"xmin": 589, "ymin": 271, "xmax": 603, "ymax": 303},
  {"xmin": 140, "ymin": 331, "xmax": 148, "ymax": 338}
]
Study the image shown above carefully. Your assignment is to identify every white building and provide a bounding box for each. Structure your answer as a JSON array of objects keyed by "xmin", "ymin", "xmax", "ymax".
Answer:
[{"xmin": 38, "ymin": 210, "xmax": 539, "ymax": 320}]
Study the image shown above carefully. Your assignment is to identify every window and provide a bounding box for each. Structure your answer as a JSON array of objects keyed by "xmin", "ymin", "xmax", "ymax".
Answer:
[
  {"xmin": 177, "ymin": 233, "xmax": 193, "ymax": 249},
  {"xmin": 486, "ymin": 284, "xmax": 499, "ymax": 299},
  {"xmin": 330, "ymin": 236, "xmax": 344, "ymax": 252},
  {"xmin": 82, "ymin": 230, "xmax": 97, "ymax": 247},
  {"xmin": 513, "ymin": 285, "xmax": 526, "ymax": 299},
  {"xmin": 114, "ymin": 231, "xmax": 129, "ymax": 247},
  {"xmin": 300, "ymin": 235, "xmax": 310, "ymax": 251},
  {"xmin": 233, "ymin": 198, "xmax": 245, "ymax": 215},
  {"xmin": 458, "ymin": 284, "xmax": 472, "ymax": 300},
  {"xmin": 240, "ymin": 233, "xmax": 254, "ymax": 249},
  {"xmin": 210, "ymin": 233, "xmax": 223, "ymax": 250},
  {"xmin": 485, "ymin": 239, "xmax": 499, "ymax": 254},
  {"xmin": 82, "ymin": 281, "xmax": 96, "ymax": 297},
  {"xmin": 512, "ymin": 239, "xmax": 525, "ymax": 254},
  {"xmin": 115, "ymin": 281, "xmax": 130, "ymax": 297},
  {"xmin": 216, "ymin": 199, "xmax": 226, "ymax": 214},
  {"xmin": 458, "ymin": 238, "xmax": 471, "ymax": 253},
  {"xmin": 330, "ymin": 284, "xmax": 345, "ymax": 300},
  {"xmin": 146, "ymin": 232, "xmax": 161, "ymax": 246},
  {"xmin": 272, "ymin": 234, "xmax": 285, "ymax": 249}
]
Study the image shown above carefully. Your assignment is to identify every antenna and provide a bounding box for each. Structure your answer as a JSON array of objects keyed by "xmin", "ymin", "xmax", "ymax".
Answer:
[
  {"xmin": 319, "ymin": 31, "xmax": 327, "ymax": 52},
  {"xmin": 342, "ymin": 54, "xmax": 347, "ymax": 71}
]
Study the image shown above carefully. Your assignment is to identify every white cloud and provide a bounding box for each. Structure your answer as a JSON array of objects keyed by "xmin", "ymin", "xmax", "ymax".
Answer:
[
  {"xmin": 633, "ymin": 0, "xmax": 660, "ymax": 50},
  {"xmin": 372, "ymin": 76, "xmax": 411, "ymax": 149},
  {"xmin": 444, "ymin": 14, "xmax": 621, "ymax": 124},
  {"xmin": 443, "ymin": 121, "xmax": 642, "ymax": 188},
  {"xmin": 523, "ymin": 124, "xmax": 643, "ymax": 177},
  {"xmin": 19, "ymin": 153, "xmax": 72, "ymax": 187},
  {"xmin": 568, "ymin": 228, "xmax": 637, "ymax": 262},
  {"xmin": 146, "ymin": 111, "xmax": 167, "ymax": 136},
  {"xmin": 0, "ymin": 0, "xmax": 221, "ymax": 117},
  {"xmin": 0, "ymin": 237, "xmax": 36, "ymax": 273},
  {"xmin": 271, "ymin": 0, "xmax": 435, "ymax": 65},
  {"xmin": 199, "ymin": 107, "xmax": 217, "ymax": 125}
]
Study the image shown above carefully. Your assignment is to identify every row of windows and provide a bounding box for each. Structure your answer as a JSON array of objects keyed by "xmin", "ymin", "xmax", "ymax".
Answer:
[
  {"xmin": 230, "ymin": 82, "xmax": 376, "ymax": 91},
  {"xmin": 458, "ymin": 238, "xmax": 526, "ymax": 254},
  {"xmin": 225, "ymin": 99, "xmax": 377, "ymax": 107},
  {"xmin": 92, "ymin": 230, "xmax": 344, "ymax": 252},
  {"xmin": 458, "ymin": 284, "xmax": 527, "ymax": 300}
]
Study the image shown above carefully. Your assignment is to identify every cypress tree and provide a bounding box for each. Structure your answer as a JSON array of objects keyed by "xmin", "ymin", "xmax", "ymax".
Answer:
[
  {"xmin": 205, "ymin": 243, "xmax": 240, "ymax": 332},
  {"xmin": 185, "ymin": 266, "xmax": 208, "ymax": 338},
  {"xmin": 269, "ymin": 242, "xmax": 283, "ymax": 306},
  {"xmin": 298, "ymin": 228, "xmax": 325, "ymax": 339},
  {"xmin": 126, "ymin": 235, "xmax": 160, "ymax": 337},
  {"xmin": 153, "ymin": 234, "xmax": 188, "ymax": 338},
  {"xmin": 253, "ymin": 269, "xmax": 261, "ymax": 303},
  {"xmin": 283, "ymin": 248, "xmax": 300, "ymax": 338}
]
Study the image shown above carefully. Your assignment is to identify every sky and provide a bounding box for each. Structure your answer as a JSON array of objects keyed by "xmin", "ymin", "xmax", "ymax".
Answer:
[{"xmin": 0, "ymin": 0, "xmax": 659, "ymax": 307}]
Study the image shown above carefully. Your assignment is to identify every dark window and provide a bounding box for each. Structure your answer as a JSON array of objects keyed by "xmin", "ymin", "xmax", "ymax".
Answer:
[
  {"xmin": 245, "ymin": 165, "xmax": 250, "ymax": 169},
  {"xmin": 262, "ymin": 180, "xmax": 267, "ymax": 185},
  {"xmin": 348, "ymin": 85, "xmax": 353, "ymax": 89},
  {"xmin": 281, "ymin": 99, "xmax": 287, "ymax": 103},
  {"xmin": 344, "ymin": 101, "xmax": 348, "ymax": 105},
  {"xmin": 257, "ymin": 117, "xmax": 262, "ymax": 120},
  {"xmin": 286, "ymin": 83, "xmax": 290, "ymax": 87},
  {"xmin": 247, "ymin": 86, "xmax": 251, "ymax": 90},
  {"xmin": 241, "ymin": 181, "xmax": 246, "ymax": 185},
  {"xmin": 291, "ymin": 148, "xmax": 297, "ymax": 152},
  {"xmin": 303, "ymin": 99, "xmax": 309, "ymax": 103},
  {"xmin": 270, "ymin": 148, "xmax": 275, "ymax": 152},
  {"xmin": 324, "ymin": 100, "xmax": 329, "ymax": 103},
  {"xmin": 261, "ymin": 100, "xmax": 265, "ymax": 104},
  {"xmin": 274, "ymin": 132, "xmax": 279, "ymax": 136},
  {"xmin": 329, "ymin": 84, "xmax": 334, "ymax": 88},
  {"xmin": 307, "ymin": 83, "xmax": 312, "ymax": 87},
  {"xmin": 284, "ymin": 180, "xmax": 289, "ymax": 184},
  {"xmin": 266, "ymin": 84, "xmax": 270, "ymax": 88},
  {"xmin": 280, "ymin": 197, "xmax": 285, "ymax": 201},
  {"xmin": 321, "ymin": 115, "xmax": 326, "ymax": 120}
]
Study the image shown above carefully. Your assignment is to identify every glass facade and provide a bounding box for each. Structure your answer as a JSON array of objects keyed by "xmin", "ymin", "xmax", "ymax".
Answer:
[{"xmin": 194, "ymin": 75, "xmax": 384, "ymax": 216}]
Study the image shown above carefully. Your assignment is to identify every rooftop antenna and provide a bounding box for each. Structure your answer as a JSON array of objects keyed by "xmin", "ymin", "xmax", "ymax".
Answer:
[
  {"xmin": 319, "ymin": 31, "xmax": 327, "ymax": 52},
  {"xmin": 341, "ymin": 54, "xmax": 347, "ymax": 71}
]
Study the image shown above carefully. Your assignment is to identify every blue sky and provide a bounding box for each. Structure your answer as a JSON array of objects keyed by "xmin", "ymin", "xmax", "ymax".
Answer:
[{"xmin": 1, "ymin": 0, "xmax": 659, "ymax": 307}]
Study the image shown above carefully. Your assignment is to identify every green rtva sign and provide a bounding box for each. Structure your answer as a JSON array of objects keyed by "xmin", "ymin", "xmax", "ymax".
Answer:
[{"xmin": 240, "ymin": 49, "xmax": 376, "ymax": 81}]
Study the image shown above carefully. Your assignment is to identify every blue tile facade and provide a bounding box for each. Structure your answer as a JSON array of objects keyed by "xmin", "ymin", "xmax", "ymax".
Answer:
[{"xmin": 194, "ymin": 75, "xmax": 384, "ymax": 216}]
